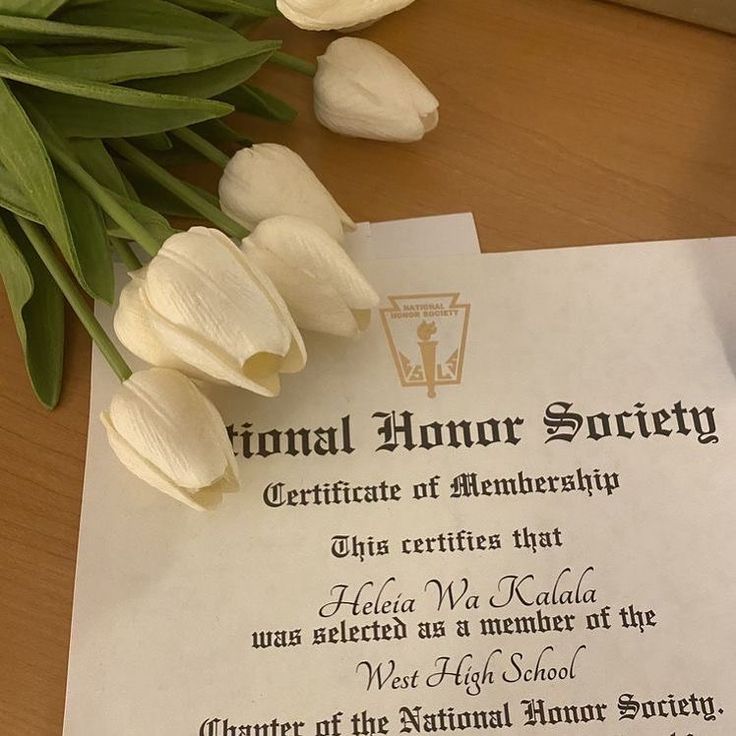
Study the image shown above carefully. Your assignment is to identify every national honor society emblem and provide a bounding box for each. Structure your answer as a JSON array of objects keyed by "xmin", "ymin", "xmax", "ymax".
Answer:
[{"xmin": 380, "ymin": 293, "xmax": 471, "ymax": 398}]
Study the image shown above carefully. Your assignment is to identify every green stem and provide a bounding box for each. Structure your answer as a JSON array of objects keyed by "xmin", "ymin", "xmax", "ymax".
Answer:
[
  {"xmin": 44, "ymin": 137, "xmax": 161, "ymax": 257},
  {"xmin": 110, "ymin": 236, "xmax": 143, "ymax": 271},
  {"xmin": 172, "ymin": 127, "xmax": 230, "ymax": 169},
  {"xmin": 109, "ymin": 139, "xmax": 249, "ymax": 240},
  {"xmin": 17, "ymin": 217, "xmax": 132, "ymax": 383},
  {"xmin": 272, "ymin": 51, "xmax": 317, "ymax": 77}
]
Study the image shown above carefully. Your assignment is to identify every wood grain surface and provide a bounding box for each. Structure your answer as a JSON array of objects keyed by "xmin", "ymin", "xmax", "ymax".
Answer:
[{"xmin": 1, "ymin": 1, "xmax": 735, "ymax": 733}]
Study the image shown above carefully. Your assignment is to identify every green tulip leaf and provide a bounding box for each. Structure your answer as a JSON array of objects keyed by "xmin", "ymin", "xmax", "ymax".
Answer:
[
  {"xmin": 130, "ymin": 145, "xmax": 199, "ymax": 168},
  {"xmin": 132, "ymin": 132, "xmax": 173, "ymax": 152},
  {"xmin": 170, "ymin": 0, "xmax": 277, "ymax": 16},
  {"xmin": 119, "ymin": 165, "xmax": 198, "ymax": 218},
  {"xmin": 70, "ymin": 138, "xmax": 128, "ymax": 196},
  {"xmin": 0, "ymin": 47, "xmax": 232, "ymax": 115},
  {"xmin": 68, "ymin": 140, "xmax": 140, "ymax": 205},
  {"xmin": 18, "ymin": 85, "xmax": 232, "ymax": 138},
  {"xmin": 0, "ymin": 44, "xmax": 233, "ymax": 139},
  {"xmin": 23, "ymin": 40, "xmax": 278, "ymax": 84},
  {"xmin": 68, "ymin": 140, "xmax": 154, "ymax": 255},
  {"xmin": 0, "ymin": 76, "xmax": 79, "ymax": 295},
  {"xmin": 37, "ymin": 42, "xmax": 148, "ymax": 55},
  {"xmin": 0, "ymin": 12, "xmax": 199, "ymax": 45},
  {"xmin": 0, "ymin": 0, "xmax": 69, "ymax": 18},
  {"xmin": 57, "ymin": 169, "xmax": 114, "ymax": 303},
  {"xmin": 5, "ymin": 92, "xmax": 116, "ymax": 303},
  {"xmin": 191, "ymin": 118, "xmax": 252, "ymax": 145},
  {"xmin": 220, "ymin": 83, "xmax": 296, "ymax": 122},
  {"xmin": 116, "ymin": 157, "xmax": 219, "ymax": 218},
  {"xmin": 0, "ymin": 213, "xmax": 64, "ymax": 409},
  {"xmin": 111, "ymin": 190, "xmax": 177, "ymax": 243},
  {"xmin": 7, "ymin": 44, "xmax": 51, "ymax": 58},
  {"xmin": 24, "ymin": 103, "xmax": 173, "ymax": 256},
  {"xmin": 57, "ymin": 0, "xmax": 249, "ymax": 44},
  {"xmin": 131, "ymin": 47, "xmax": 277, "ymax": 98},
  {"xmin": 0, "ymin": 166, "xmax": 41, "ymax": 222}
]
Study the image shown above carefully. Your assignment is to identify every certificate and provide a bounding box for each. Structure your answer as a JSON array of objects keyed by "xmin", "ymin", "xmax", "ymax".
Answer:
[{"xmin": 64, "ymin": 222, "xmax": 736, "ymax": 735}]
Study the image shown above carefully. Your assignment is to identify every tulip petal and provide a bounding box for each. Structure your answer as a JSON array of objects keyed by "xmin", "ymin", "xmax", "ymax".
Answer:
[
  {"xmin": 423, "ymin": 108, "xmax": 440, "ymax": 134},
  {"xmin": 276, "ymin": 0, "xmax": 416, "ymax": 30},
  {"xmin": 139, "ymin": 292, "xmax": 284, "ymax": 396},
  {"xmin": 316, "ymin": 65, "xmax": 426, "ymax": 142},
  {"xmin": 114, "ymin": 272, "xmax": 185, "ymax": 368},
  {"xmin": 251, "ymin": 215, "xmax": 378, "ymax": 310},
  {"xmin": 102, "ymin": 368, "xmax": 240, "ymax": 510},
  {"xmin": 108, "ymin": 369, "xmax": 232, "ymax": 489},
  {"xmin": 314, "ymin": 38, "xmax": 439, "ymax": 143},
  {"xmin": 143, "ymin": 227, "xmax": 294, "ymax": 378},
  {"xmin": 245, "ymin": 215, "xmax": 379, "ymax": 337},
  {"xmin": 353, "ymin": 309, "xmax": 372, "ymax": 331},
  {"xmin": 198, "ymin": 386, "xmax": 241, "ymax": 493},
  {"xmin": 237, "ymin": 246, "xmax": 307, "ymax": 374},
  {"xmin": 249, "ymin": 247, "xmax": 360, "ymax": 337},
  {"xmin": 112, "ymin": 227, "xmax": 306, "ymax": 394},
  {"xmin": 102, "ymin": 411, "xmax": 207, "ymax": 511},
  {"xmin": 219, "ymin": 143, "xmax": 355, "ymax": 242}
]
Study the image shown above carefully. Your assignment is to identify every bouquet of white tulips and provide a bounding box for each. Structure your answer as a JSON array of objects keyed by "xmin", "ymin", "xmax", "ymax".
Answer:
[{"xmin": 0, "ymin": 0, "xmax": 438, "ymax": 510}]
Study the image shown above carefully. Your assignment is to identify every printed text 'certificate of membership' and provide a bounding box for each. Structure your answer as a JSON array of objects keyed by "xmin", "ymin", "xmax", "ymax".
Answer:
[{"xmin": 65, "ymin": 234, "xmax": 736, "ymax": 735}]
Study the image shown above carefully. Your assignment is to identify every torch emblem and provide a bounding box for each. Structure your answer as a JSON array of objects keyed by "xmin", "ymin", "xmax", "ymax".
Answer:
[{"xmin": 380, "ymin": 293, "xmax": 470, "ymax": 398}]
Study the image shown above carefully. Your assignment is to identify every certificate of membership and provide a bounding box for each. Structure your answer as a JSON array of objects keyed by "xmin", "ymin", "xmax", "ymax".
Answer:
[{"xmin": 65, "ymin": 233, "xmax": 736, "ymax": 735}]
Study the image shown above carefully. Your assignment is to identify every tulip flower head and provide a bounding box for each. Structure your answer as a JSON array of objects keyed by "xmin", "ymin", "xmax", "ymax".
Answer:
[
  {"xmin": 243, "ymin": 215, "xmax": 379, "ymax": 338},
  {"xmin": 219, "ymin": 143, "xmax": 355, "ymax": 243},
  {"xmin": 314, "ymin": 37, "xmax": 439, "ymax": 143},
  {"xmin": 114, "ymin": 227, "xmax": 306, "ymax": 397},
  {"xmin": 276, "ymin": 0, "xmax": 416, "ymax": 30},
  {"xmin": 101, "ymin": 368, "xmax": 239, "ymax": 511}
]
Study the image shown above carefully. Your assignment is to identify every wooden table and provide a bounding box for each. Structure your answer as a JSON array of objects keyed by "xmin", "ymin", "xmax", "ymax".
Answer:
[{"xmin": 1, "ymin": 1, "xmax": 734, "ymax": 733}]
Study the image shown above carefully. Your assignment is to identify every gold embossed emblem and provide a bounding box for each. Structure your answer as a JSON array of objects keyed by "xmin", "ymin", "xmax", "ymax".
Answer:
[{"xmin": 380, "ymin": 293, "xmax": 470, "ymax": 398}]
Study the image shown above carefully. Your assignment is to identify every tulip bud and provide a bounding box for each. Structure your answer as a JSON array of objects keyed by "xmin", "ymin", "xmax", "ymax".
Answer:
[
  {"xmin": 219, "ymin": 143, "xmax": 355, "ymax": 243},
  {"xmin": 314, "ymin": 38, "xmax": 439, "ymax": 143},
  {"xmin": 101, "ymin": 368, "xmax": 239, "ymax": 511},
  {"xmin": 276, "ymin": 0, "xmax": 416, "ymax": 30},
  {"xmin": 243, "ymin": 215, "xmax": 379, "ymax": 338},
  {"xmin": 114, "ymin": 227, "xmax": 306, "ymax": 397}
]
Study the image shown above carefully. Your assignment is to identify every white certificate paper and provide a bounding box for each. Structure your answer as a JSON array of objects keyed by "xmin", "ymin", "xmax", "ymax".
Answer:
[{"xmin": 65, "ymin": 224, "xmax": 736, "ymax": 736}]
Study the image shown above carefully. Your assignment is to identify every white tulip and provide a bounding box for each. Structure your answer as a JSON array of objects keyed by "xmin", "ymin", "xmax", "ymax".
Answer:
[
  {"xmin": 314, "ymin": 38, "xmax": 439, "ymax": 143},
  {"xmin": 219, "ymin": 143, "xmax": 355, "ymax": 243},
  {"xmin": 243, "ymin": 215, "xmax": 379, "ymax": 338},
  {"xmin": 114, "ymin": 227, "xmax": 306, "ymax": 397},
  {"xmin": 277, "ymin": 0, "xmax": 416, "ymax": 31},
  {"xmin": 101, "ymin": 368, "xmax": 239, "ymax": 511}
]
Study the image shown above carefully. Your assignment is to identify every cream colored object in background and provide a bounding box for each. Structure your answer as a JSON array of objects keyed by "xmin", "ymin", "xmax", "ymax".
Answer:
[{"xmin": 606, "ymin": 0, "xmax": 736, "ymax": 34}]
